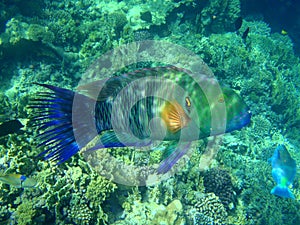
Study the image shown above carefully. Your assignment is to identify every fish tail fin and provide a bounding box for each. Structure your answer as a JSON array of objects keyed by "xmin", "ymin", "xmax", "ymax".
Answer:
[
  {"xmin": 271, "ymin": 185, "xmax": 295, "ymax": 199},
  {"xmin": 30, "ymin": 83, "xmax": 98, "ymax": 164}
]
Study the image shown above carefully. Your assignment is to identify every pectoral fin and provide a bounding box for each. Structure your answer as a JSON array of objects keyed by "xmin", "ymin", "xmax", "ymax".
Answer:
[{"xmin": 161, "ymin": 100, "xmax": 190, "ymax": 133}]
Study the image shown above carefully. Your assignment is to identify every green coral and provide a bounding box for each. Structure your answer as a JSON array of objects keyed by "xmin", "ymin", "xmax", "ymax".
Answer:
[
  {"xmin": 115, "ymin": 198, "xmax": 185, "ymax": 225},
  {"xmin": 27, "ymin": 24, "xmax": 55, "ymax": 43},
  {"xmin": 86, "ymin": 175, "xmax": 117, "ymax": 206},
  {"xmin": 108, "ymin": 12, "xmax": 128, "ymax": 33},
  {"xmin": 68, "ymin": 196, "xmax": 94, "ymax": 225},
  {"xmin": 35, "ymin": 160, "xmax": 117, "ymax": 224},
  {"xmin": 1, "ymin": 18, "xmax": 55, "ymax": 45},
  {"xmin": 196, "ymin": 0, "xmax": 241, "ymax": 34},
  {"xmin": 0, "ymin": 128, "xmax": 118, "ymax": 225},
  {"xmin": 15, "ymin": 200, "xmax": 36, "ymax": 225},
  {"xmin": 190, "ymin": 193, "xmax": 228, "ymax": 225}
]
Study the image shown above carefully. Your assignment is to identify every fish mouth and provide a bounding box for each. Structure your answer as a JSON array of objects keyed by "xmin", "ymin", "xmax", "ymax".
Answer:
[{"xmin": 242, "ymin": 110, "xmax": 252, "ymax": 126}]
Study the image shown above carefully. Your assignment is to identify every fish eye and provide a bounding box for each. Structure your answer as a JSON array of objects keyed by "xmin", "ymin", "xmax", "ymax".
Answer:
[{"xmin": 185, "ymin": 97, "xmax": 191, "ymax": 109}]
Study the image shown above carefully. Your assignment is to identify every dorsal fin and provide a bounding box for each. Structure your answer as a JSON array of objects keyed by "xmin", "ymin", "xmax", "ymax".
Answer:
[
  {"xmin": 77, "ymin": 66, "xmax": 195, "ymax": 101},
  {"xmin": 77, "ymin": 76, "xmax": 130, "ymax": 101}
]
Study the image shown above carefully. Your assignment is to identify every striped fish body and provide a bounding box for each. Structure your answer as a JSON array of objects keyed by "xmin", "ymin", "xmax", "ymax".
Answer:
[
  {"xmin": 31, "ymin": 66, "xmax": 251, "ymax": 171},
  {"xmin": 81, "ymin": 66, "xmax": 250, "ymax": 142}
]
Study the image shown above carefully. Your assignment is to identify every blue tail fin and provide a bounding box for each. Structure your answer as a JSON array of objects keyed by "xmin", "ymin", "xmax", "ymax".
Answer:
[
  {"xmin": 271, "ymin": 185, "xmax": 295, "ymax": 199},
  {"xmin": 30, "ymin": 83, "xmax": 98, "ymax": 164}
]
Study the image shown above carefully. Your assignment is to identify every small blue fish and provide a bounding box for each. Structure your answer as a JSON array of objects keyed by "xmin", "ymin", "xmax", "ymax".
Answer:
[{"xmin": 269, "ymin": 145, "xmax": 296, "ymax": 199}]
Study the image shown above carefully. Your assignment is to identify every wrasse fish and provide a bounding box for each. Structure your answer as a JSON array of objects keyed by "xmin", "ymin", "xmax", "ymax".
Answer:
[
  {"xmin": 0, "ymin": 119, "xmax": 24, "ymax": 137},
  {"xmin": 31, "ymin": 66, "xmax": 251, "ymax": 173},
  {"xmin": 235, "ymin": 17, "xmax": 243, "ymax": 31},
  {"xmin": 269, "ymin": 144, "xmax": 296, "ymax": 199},
  {"xmin": 242, "ymin": 27, "xmax": 250, "ymax": 40},
  {"xmin": 281, "ymin": 29, "xmax": 288, "ymax": 35},
  {"xmin": 0, "ymin": 173, "xmax": 37, "ymax": 188}
]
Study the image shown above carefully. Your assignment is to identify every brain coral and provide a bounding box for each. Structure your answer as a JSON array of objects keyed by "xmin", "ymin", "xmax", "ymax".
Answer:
[
  {"xmin": 192, "ymin": 193, "xmax": 228, "ymax": 225},
  {"xmin": 203, "ymin": 168, "xmax": 236, "ymax": 209}
]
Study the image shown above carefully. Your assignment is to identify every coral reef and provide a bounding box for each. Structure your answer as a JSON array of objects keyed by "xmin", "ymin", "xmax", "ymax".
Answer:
[
  {"xmin": 218, "ymin": 133, "xmax": 300, "ymax": 225},
  {"xmin": 14, "ymin": 199, "xmax": 36, "ymax": 225},
  {"xmin": 1, "ymin": 0, "xmax": 300, "ymax": 225},
  {"xmin": 0, "ymin": 18, "xmax": 56, "ymax": 61},
  {"xmin": 196, "ymin": 0, "xmax": 241, "ymax": 34},
  {"xmin": 190, "ymin": 193, "xmax": 228, "ymax": 225},
  {"xmin": 203, "ymin": 168, "xmax": 236, "ymax": 209},
  {"xmin": 114, "ymin": 198, "xmax": 185, "ymax": 225},
  {"xmin": 0, "ymin": 133, "xmax": 117, "ymax": 225}
]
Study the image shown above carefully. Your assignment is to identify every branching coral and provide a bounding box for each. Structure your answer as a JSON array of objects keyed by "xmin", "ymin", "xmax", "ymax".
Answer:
[
  {"xmin": 14, "ymin": 200, "xmax": 36, "ymax": 225},
  {"xmin": 35, "ymin": 160, "xmax": 117, "ymax": 224},
  {"xmin": 196, "ymin": 0, "xmax": 241, "ymax": 34},
  {"xmin": 115, "ymin": 198, "xmax": 185, "ymax": 225},
  {"xmin": 68, "ymin": 197, "xmax": 94, "ymax": 225}
]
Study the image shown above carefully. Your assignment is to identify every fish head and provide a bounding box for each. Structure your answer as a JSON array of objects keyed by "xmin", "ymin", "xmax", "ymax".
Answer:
[
  {"xmin": 184, "ymin": 85, "xmax": 251, "ymax": 138},
  {"xmin": 221, "ymin": 87, "xmax": 252, "ymax": 132}
]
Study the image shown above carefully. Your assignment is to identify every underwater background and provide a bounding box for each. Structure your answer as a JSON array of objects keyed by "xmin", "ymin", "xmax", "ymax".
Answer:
[{"xmin": 0, "ymin": 0, "xmax": 300, "ymax": 224}]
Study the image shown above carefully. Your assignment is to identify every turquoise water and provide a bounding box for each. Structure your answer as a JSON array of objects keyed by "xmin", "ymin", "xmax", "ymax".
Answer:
[{"xmin": 0, "ymin": 0, "xmax": 299, "ymax": 224}]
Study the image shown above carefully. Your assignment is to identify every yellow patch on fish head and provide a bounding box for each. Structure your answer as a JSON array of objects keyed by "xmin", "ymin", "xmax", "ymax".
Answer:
[
  {"xmin": 161, "ymin": 99, "xmax": 191, "ymax": 133},
  {"xmin": 185, "ymin": 96, "xmax": 192, "ymax": 111},
  {"xmin": 9, "ymin": 174, "xmax": 22, "ymax": 179}
]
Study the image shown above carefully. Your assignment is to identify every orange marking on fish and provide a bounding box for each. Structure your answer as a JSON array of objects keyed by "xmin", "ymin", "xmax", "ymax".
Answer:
[{"xmin": 161, "ymin": 100, "xmax": 191, "ymax": 133}]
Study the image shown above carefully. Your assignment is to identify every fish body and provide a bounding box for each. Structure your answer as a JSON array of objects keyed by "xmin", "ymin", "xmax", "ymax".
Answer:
[
  {"xmin": 281, "ymin": 29, "xmax": 288, "ymax": 35},
  {"xmin": 0, "ymin": 174, "xmax": 37, "ymax": 188},
  {"xmin": 235, "ymin": 17, "xmax": 243, "ymax": 31},
  {"xmin": 242, "ymin": 27, "xmax": 250, "ymax": 40},
  {"xmin": 269, "ymin": 144, "xmax": 296, "ymax": 199},
  {"xmin": 0, "ymin": 119, "xmax": 23, "ymax": 137},
  {"xmin": 31, "ymin": 66, "xmax": 251, "ymax": 172}
]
